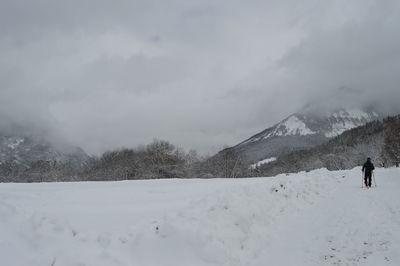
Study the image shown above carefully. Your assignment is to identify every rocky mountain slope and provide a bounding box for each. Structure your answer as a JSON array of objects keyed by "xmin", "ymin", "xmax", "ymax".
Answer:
[
  {"xmin": 233, "ymin": 109, "xmax": 380, "ymax": 164},
  {"xmin": 0, "ymin": 134, "xmax": 89, "ymax": 182},
  {"xmin": 256, "ymin": 115, "xmax": 400, "ymax": 177}
]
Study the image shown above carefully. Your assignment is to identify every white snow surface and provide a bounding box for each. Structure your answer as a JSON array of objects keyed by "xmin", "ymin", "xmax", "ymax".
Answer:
[
  {"xmin": 250, "ymin": 157, "xmax": 277, "ymax": 169},
  {"xmin": 7, "ymin": 138, "xmax": 25, "ymax": 150},
  {"xmin": 267, "ymin": 115, "xmax": 316, "ymax": 138},
  {"xmin": 325, "ymin": 120, "xmax": 360, "ymax": 138},
  {"xmin": 332, "ymin": 109, "xmax": 378, "ymax": 121},
  {"xmin": 326, "ymin": 109, "xmax": 379, "ymax": 138},
  {"xmin": 1, "ymin": 168, "xmax": 400, "ymax": 266}
]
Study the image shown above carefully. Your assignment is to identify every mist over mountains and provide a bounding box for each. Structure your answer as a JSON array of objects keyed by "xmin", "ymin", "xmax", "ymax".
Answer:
[
  {"xmin": 2, "ymin": 2, "xmax": 400, "ymax": 266},
  {"xmin": 1, "ymin": 0, "xmax": 400, "ymax": 154},
  {"xmin": 0, "ymin": 133, "xmax": 89, "ymax": 182},
  {"xmin": 1, "ymin": 0, "xmax": 400, "ymax": 181},
  {"xmin": 2, "ymin": 102, "xmax": 400, "ymax": 183},
  {"xmin": 1, "ymin": 104, "xmax": 399, "ymax": 182}
]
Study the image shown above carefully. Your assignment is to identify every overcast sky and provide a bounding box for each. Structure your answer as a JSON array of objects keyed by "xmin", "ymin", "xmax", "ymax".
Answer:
[{"xmin": 1, "ymin": 0, "xmax": 400, "ymax": 154}]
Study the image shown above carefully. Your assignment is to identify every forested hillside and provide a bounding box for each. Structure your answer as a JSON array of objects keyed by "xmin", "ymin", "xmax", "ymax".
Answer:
[
  {"xmin": 2, "ymin": 116, "xmax": 399, "ymax": 182},
  {"xmin": 255, "ymin": 116, "xmax": 400, "ymax": 177}
]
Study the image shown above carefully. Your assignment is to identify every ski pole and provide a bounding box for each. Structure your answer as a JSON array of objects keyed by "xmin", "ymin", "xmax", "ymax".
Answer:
[
  {"xmin": 361, "ymin": 171, "xmax": 364, "ymax": 188},
  {"xmin": 373, "ymin": 172, "xmax": 377, "ymax": 187}
]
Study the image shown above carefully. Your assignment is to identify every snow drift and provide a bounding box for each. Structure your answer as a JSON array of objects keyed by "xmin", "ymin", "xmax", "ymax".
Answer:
[{"xmin": 1, "ymin": 167, "xmax": 399, "ymax": 266}]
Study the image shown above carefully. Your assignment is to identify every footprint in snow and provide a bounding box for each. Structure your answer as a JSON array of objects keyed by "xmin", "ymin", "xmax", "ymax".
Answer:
[{"xmin": 97, "ymin": 234, "xmax": 111, "ymax": 248}]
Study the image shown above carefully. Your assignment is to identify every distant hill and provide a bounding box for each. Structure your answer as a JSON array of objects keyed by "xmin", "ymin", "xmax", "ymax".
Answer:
[
  {"xmin": 0, "ymin": 134, "xmax": 90, "ymax": 182},
  {"xmin": 231, "ymin": 108, "xmax": 380, "ymax": 164},
  {"xmin": 255, "ymin": 115, "xmax": 400, "ymax": 177}
]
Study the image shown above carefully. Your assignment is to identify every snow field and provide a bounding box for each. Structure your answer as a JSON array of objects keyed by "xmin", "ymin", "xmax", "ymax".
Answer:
[
  {"xmin": 0, "ymin": 167, "xmax": 399, "ymax": 266},
  {"xmin": 249, "ymin": 157, "xmax": 277, "ymax": 169}
]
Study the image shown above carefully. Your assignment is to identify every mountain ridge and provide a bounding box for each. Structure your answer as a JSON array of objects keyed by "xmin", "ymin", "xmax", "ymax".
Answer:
[
  {"xmin": 255, "ymin": 115, "xmax": 400, "ymax": 176},
  {"xmin": 231, "ymin": 108, "xmax": 380, "ymax": 164},
  {"xmin": 0, "ymin": 133, "xmax": 90, "ymax": 182}
]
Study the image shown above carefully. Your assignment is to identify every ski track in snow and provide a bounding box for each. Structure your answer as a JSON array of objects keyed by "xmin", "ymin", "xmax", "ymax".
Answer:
[{"xmin": 0, "ymin": 168, "xmax": 399, "ymax": 266}]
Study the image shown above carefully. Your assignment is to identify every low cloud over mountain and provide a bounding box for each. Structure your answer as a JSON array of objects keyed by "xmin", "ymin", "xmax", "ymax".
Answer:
[{"xmin": 1, "ymin": 0, "xmax": 400, "ymax": 154}]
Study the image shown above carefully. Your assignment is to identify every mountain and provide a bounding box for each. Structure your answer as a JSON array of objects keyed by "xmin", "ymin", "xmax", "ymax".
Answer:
[
  {"xmin": 257, "ymin": 115, "xmax": 400, "ymax": 177},
  {"xmin": 0, "ymin": 134, "xmax": 90, "ymax": 182},
  {"xmin": 232, "ymin": 109, "xmax": 380, "ymax": 164}
]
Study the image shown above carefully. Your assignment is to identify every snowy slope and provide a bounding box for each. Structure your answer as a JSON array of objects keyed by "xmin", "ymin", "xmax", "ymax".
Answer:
[
  {"xmin": 1, "ymin": 168, "xmax": 399, "ymax": 266},
  {"xmin": 240, "ymin": 109, "xmax": 379, "ymax": 146},
  {"xmin": 0, "ymin": 135, "xmax": 89, "ymax": 167},
  {"xmin": 232, "ymin": 109, "xmax": 379, "ymax": 164},
  {"xmin": 250, "ymin": 157, "xmax": 276, "ymax": 169}
]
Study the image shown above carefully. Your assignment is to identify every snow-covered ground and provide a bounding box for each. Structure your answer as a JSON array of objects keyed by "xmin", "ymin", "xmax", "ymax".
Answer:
[
  {"xmin": 250, "ymin": 157, "xmax": 277, "ymax": 169},
  {"xmin": 1, "ymin": 167, "xmax": 399, "ymax": 266}
]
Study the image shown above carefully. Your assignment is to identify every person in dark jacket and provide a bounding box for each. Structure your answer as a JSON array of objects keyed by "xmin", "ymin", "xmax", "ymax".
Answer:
[{"xmin": 362, "ymin": 158, "xmax": 375, "ymax": 188}]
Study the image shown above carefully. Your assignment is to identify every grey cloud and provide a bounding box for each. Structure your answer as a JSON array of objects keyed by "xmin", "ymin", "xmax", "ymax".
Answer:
[
  {"xmin": 277, "ymin": 14, "xmax": 400, "ymax": 114},
  {"xmin": 0, "ymin": 0, "xmax": 399, "ymax": 154},
  {"xmin": 243, "ymin": 0, "xmax": 400, "ymax": 119},
  {"xmin": 77, "ymin": 54, "xmax": 190, "ymax": 93}
]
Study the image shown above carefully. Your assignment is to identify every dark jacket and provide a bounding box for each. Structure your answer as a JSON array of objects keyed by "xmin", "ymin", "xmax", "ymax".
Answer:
[{"xmin": 362, "ymin": 160, "xmax": 375, "ymax": 174}]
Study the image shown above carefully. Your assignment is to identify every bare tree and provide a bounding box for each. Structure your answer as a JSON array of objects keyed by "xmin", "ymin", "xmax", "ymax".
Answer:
[{"xmin": 205, "ymin": 147, "xmax": 248, "ymax": 178}]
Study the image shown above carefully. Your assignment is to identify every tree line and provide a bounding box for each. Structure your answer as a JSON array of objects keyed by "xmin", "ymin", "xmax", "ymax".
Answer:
[
  {"xmin": 0, "ymin": 139, "xmax": 249, "ymax": 182},
  {"xmin": 1, "ymin": 115, "xmax": 399, "ymax": 183},
  {"xmin": 255, "ymin": 115, "xmax": 400, "ymax": 177}
]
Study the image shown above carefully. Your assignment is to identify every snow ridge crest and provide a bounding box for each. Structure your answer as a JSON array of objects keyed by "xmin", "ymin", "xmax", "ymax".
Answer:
[{"xmin": 240, "ymin": 108, "xmax": 379, "ymax": 146}]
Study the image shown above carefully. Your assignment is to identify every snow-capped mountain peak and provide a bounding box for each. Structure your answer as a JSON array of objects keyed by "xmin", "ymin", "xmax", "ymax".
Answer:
[
  {"xmin": 269, "ymin": 115, "xmax": 316, "ymax": 137},
  {"xmin": 239, "ymin": 114, "xmax": 314, "ymax": 146},
  {"xmin": 232, "ymin": 108, "xmax": 380, "ymax": 164},
  {"xmin": 325, "ymin": 109, "xmax": 379, "ymax": 137},
  {"xmin": 240, "ymin": 108, "xmax": 379, "ymax": 146}
]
